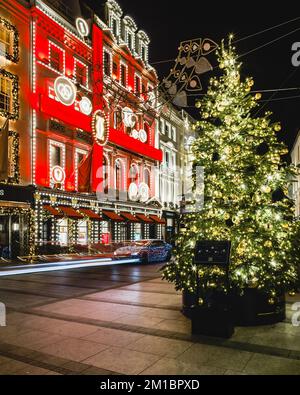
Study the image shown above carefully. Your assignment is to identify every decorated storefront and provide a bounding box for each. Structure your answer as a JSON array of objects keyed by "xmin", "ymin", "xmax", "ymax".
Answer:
[{"xmin": 0, "ymin": 184, "xmax": 35, "ymax": 259}]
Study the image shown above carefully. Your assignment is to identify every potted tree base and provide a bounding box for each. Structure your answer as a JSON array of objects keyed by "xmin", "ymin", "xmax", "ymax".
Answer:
[
  {"xmin": 182, "ymin": 289, "xmax": 286, "ymax": 326},
  {"xmin": 231, "ymin": 288, "xmax": 286, "ymax": 326}
]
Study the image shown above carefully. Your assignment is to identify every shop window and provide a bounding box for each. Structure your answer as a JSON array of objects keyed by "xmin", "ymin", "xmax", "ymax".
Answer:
[
  {"xmin": 49, "ymin": 42, "xmax": 64, "ymax": 73},
  {"xmin": 57, "ymin": 219, "xmax": 68, "ymax": 246},
  {"xmin": 0, "ymin": 18, "xmax": 19, "ymax": 63},
  {"xmin": 78, "ymin": 220, "xmax": 88, "ymax": 245},
  {"xmin": 75, "ymin": 59, "xmax": 88, "ymax": 87},
  {"xmin": 0, "ymin": 70, "xmax": 18, "ymax": 119},
  {"xmin": 104, "ymin": 51, "xmax": 111, "ymax": 76},
  {"xmin": 133, "ymin": 223, "xmax": 142, "ymax": 241},
  {"xmin": 120, "ymin": 64, "xmax": 127, "ymax": 87}
]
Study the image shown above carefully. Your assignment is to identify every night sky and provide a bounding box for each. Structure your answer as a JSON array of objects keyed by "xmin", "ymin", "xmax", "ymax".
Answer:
[{"xmin": 115, "ymin": 0, "xmax": 300, "ymax": 150}]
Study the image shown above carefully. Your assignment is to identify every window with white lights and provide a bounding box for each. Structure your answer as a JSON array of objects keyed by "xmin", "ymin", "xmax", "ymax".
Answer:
[
  {"xmin": 0, "ymin": 18, "xmax": 19, "ymax": 63},
  {"xmin": 49, "ymin": 140, "xmax": 66, "ymax": 187},
  {"xmin": 106, "ymin": 0, "xmax": 122, "ymax": 38},
  {"xmin": 49, "ymin": 42, "xmax": 65, "ymax": 73},
  {"xmin": 103, "ymin": 49, "xmax": 112, "ymax": 76},
  {"xmin": 123, "ymin": 16, "xmax": 137, "ymax": 52},
  {"xmin": 111, "ymin": 18, "xmax": 118, "ymax": 37},
  {"xmin": 136, "ymin": 31, "xmax": 150, "ymax": 64},
  {"xmin": 0, "ymin": 74, "xmax": 12, "ymax": 114},
  {"xmin": 75, "ymin": 148, "xmax": 88, "ymax": 191},
  {"xmin": 0, "ymin": 69, "xmax": 18, "ymax": 119},
  {"xmin": 120, "ymin": 63, "xmax": 127, "ymax": 87},
  {"xmin": 135, "ymin": 74, "xmax": 141, "ymax": 97},
  {"xmin": 74, "ymin": 58, "xmax": 88, "ymax": 88}
]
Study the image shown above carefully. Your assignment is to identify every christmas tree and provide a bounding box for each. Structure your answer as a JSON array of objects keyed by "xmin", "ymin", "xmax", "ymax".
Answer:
[{"xmin": 163, "ymin": 38, "xmax": 300, "ymax": 298}]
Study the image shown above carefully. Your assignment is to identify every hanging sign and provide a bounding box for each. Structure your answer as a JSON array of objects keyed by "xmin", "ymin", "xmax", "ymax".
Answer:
[
  {"xmin": 79, "ymin": 97, "xmax": 92, "ymax": 115},
  {"xmin": 128, "ymin": 183, "xmax": 139, "ymax": 201},
  {"xmin": 92, "ymin": 109, "xmax": 109, "ymax": 146},
  {"xmin": 123, "ymin": 107, "xmax": 137, "ymax": 128},
  {"xmin": 51, "ymin": 166, "xmax": 66, "ymax": 184},
  {"xmin": 54, "ymin": 77, "xmax": 77, "ymax": 107},
  {"xmin": 138, "ymin": 183, "xmax": 150, "ymax": 203},
  {"xmin": 139, "ymin": 129, "xmax": 148, "ymax": 143},
  {"xmin": 76, "ymin": 18, "xmax": 89, "ymax": 38}
]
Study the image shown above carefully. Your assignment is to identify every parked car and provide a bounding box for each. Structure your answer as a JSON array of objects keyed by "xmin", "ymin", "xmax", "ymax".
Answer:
[{"xmin": 113, "ymin": 240, "xmax": 172, "ymax": 264}]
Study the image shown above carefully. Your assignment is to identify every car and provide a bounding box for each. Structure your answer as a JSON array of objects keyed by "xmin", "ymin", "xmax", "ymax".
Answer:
[{"xmin": 113, "ymin": 240, "xmax": 172, "ymax": 264}]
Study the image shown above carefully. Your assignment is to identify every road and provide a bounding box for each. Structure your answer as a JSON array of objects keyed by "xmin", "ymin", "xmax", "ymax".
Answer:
[{"xmin": 0, "ymin": 262, "xmax": 300, "ymax": 375}]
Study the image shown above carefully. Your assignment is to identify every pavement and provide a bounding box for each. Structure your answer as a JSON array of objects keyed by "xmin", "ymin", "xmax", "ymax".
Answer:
[{"xmin": 0, "ymin": 262, "xmax": 299, "ymax": 375}]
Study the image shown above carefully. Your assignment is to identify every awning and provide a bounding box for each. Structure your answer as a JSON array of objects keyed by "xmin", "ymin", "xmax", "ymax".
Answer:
[
  {"xmin": 43, "ymin": 205, "xmax": 63, "ymax": 218},
  {"xmin": 149, "ymin": 215, "xmax": 166, "ymax": 225},
  {"xmin": 120, "ymin": 212, "xmax": 139, "ymax": 222},
  {"xmin": 58, "ymin": 206, "xmax": 84, "ymax": 219},
  {"xmin": 79, "ymin": 208, "xmax": 103, "ymax": 220},
  {"xmin": 135, "ymin": 214, "xmax": 154, "ymax": 223},
  {"xmin": 102, "ymin": 210, "xmax": 124, "ymax": 222}
]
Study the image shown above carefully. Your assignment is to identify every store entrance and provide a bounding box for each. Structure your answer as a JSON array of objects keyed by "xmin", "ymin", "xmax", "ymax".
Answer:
[{"xmin": 0, "ymin": 214, "xmax": 27, "ymax": 259}]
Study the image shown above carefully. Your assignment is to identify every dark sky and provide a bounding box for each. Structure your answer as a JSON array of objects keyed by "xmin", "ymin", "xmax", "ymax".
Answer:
[{"xmin": 116, "ymin": 0, "xmax": 300, "ymax": 150}]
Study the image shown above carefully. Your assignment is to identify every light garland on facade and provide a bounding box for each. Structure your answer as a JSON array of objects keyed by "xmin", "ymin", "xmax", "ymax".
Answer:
[
  {"xmin": 36, "ymin": 2, "xmax": 92, "ymax": 50},
  {"xmin": 48, "ymin": 41, "xmax": 66, "ymax": 75}
]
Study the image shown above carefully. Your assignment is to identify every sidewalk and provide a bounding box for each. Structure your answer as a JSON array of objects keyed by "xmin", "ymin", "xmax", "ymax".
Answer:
[{"xmin": 0, "ymin": 266, "xmax": 300, "ymax": 375}]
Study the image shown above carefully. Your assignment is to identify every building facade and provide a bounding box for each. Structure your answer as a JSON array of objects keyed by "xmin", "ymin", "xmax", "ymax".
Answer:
[
  {"xmin": 0, "ymin": 0, "xmax": 166, "ymax": 259},
  {"xmin": 156, "ymin": 100, "xmax": 195, "ymax": 244},
  {"xmin": 0, "ymin": 0, "xmax": 31, "ymax": 258},
  {"xmin": 291, "ymin": 131, "xmax": 300, "ymax": 218}
]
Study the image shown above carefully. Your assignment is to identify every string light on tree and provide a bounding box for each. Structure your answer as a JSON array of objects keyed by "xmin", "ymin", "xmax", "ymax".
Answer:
[{"xmin": 162, "ymin": 38, "xmax": 300, "ymax": 298}]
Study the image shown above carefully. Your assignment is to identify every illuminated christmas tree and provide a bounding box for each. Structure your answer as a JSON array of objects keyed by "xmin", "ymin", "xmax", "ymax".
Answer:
[{"xmin": 163, "ymin": 38, "xmax": 300, "ymax": 299}]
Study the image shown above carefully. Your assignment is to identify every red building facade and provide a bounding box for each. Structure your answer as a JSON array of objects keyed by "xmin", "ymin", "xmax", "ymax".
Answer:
[{"xmin": 0, "ymin": 0, "xmax": 164, "ymax": 257}]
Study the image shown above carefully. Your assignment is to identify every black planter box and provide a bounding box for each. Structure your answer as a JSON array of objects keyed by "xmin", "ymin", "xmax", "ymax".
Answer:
[
  {"xmin": 191, "ymin": 306, "xmax": 235, "ymax": 339},
  {"xmin": 183, "ymin": 289, "xmax": 286, "ymax": 326},
  {"xmin": 231, "ymin": 288, "xmax": 286, "ymax": 326}
]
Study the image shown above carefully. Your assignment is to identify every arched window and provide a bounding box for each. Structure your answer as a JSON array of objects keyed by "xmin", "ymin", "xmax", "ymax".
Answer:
[
  {"xmin": 114, "ymin": 159, "xmax": 124, "ymax": 200},
  {"xmin": 129, "ymin": 164, "xmax": 139, "ymax": 184},
  {"xmin": 144, "ymin": 168, "xmax": 150, "ymax": 188}
]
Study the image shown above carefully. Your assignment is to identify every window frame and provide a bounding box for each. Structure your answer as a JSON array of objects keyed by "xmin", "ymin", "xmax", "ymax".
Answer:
[
  {"xmin": 120, "ymin": 61, "xmax": 128, "ymax": 88},
  {"xmin": 74, "ymin": 57, "xmax": 89, "ymax": 89},
  {"xmin": 49, "ymin": 41, "xmax": 65, "ymax": 74},
  {"xmin": 74, "ymin": 147, "xmax": 88, "ymax": 191},
  {"xmin": 0, "ymin": 18, "xmax": 19, "ymax": 63},
  {"xmin": 48, "ymin": 139, "xmax": 66, "ymax": 189},
  {"xmin": 0, "ymin": 69, "xmax": 19, "ymax": 120}
]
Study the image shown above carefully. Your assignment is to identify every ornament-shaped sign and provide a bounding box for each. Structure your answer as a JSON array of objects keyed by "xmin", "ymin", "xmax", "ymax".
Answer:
[{"xmin": 92, "ymin": 110, "xmax": 109, "ymax": 146}]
